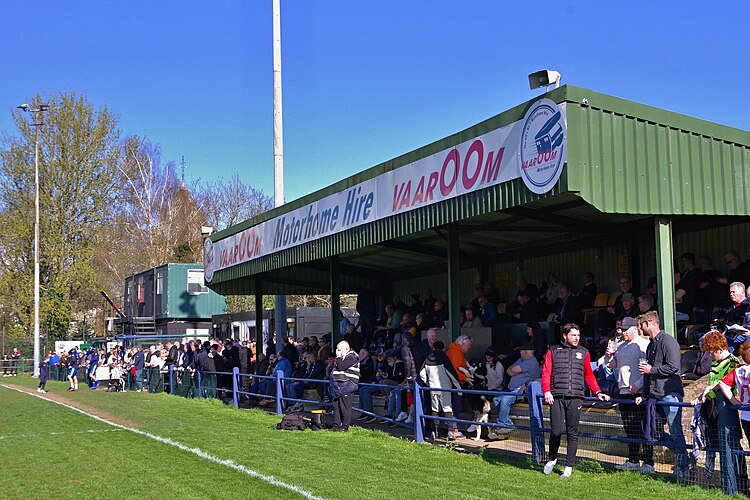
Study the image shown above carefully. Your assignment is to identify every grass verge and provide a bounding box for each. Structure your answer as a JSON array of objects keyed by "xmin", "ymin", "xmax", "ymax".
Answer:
[{"xmin": 1, "ymin": 378, "xmax": 738, "ymax": 500}]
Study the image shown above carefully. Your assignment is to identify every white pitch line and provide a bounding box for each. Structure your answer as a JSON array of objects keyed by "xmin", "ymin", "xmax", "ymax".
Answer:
[
  {"xmin": 1, "ymin": 385, "xmax": 324, "ymax": 500},
  {"xmin": 0, "ymin": 428, "xmax": 125, "ymax": 440}
]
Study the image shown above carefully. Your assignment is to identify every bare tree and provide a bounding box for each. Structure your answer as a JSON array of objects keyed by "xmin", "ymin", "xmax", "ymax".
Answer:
[
  {"xmin": 195, "ymin": 174, "xmax": 273, "ymax": 232},
  {"xmin": 95, "ymin": 137, "xmax": 206, "ymax": 297}
]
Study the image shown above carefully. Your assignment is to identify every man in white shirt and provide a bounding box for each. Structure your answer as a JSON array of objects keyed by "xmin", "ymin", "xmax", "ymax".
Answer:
[{"xmin": 605, "ymin": 316, "xmax": 652, "ymax": 473}]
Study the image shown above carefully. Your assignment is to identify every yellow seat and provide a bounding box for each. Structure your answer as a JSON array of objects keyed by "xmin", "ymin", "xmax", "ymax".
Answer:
[
  {"xmin": 593, "ymin": 292, "xmax": 609, "ymax": 308},
  {"xmin": 497, "ymin": 303, "xmax": 507, "ymax": 315},
  {"xmin": 608, "ymin": 292, "xmax": 620, "ymax": 307}
]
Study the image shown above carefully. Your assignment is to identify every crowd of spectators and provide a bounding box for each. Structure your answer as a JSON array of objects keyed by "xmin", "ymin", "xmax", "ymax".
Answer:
[{"xmin": 19, "ymin": 248, "xmax": 750, "ymax": 490}]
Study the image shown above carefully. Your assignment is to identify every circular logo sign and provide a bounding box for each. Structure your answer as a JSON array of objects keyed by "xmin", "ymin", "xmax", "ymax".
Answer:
[
  {"xmin": 518, "ymin": 98, "xmax": 567, "ymax": 194},
  {"xmin": 203, "ymin": 237, "xmax": 215, "ymax": 283}
]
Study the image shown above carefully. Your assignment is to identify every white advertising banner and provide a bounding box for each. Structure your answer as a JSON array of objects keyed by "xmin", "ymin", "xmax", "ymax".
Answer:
[{"xmin": 205, "ymin": 99, "xmax": 567, "ymax": 282}]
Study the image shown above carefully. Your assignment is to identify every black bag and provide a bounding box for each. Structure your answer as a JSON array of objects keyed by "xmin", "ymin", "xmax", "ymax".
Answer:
[
  {"xmin": 328, "ymin": 378, "xmax": 358, "ymax": 399},
  {"xmin": 275, "ymin": 412, "xmax": 307, "ymax": 431}
]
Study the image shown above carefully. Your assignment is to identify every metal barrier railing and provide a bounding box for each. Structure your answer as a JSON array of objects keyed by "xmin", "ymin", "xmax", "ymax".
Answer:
[
  {"xmin": 1, "ymin": 357, "xmax": 32, "ymax": 376},
  {"xmin": 55, "ymin": 362, "xmax": 748, "ymax": 494}
]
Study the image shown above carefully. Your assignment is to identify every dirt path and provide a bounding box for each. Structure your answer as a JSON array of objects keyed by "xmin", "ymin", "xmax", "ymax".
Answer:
[{"xmin": 2, "ymin": 382, "xmax": 140, "ymax": 429}]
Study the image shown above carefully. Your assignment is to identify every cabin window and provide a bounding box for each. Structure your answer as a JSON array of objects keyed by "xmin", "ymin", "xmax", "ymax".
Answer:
[{"xmin": 187, "ymin": 269, "xmax": 208, "ymax": 295}]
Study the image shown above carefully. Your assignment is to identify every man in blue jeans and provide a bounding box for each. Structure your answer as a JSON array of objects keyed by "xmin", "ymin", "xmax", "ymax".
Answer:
[
  {"xmin": 635, "ymin": 310, "xmax": 690, "ymax": 480},
  {"xmin": 491, "ymin": 343, "xmax": 540, "ymax": 439}
]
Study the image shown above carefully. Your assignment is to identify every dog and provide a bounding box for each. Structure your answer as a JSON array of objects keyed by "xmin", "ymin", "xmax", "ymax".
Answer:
[
  {"xmin": 467, "ymin": 397, "xmax": 492, "ymax": 441},
  {"xmin": 466, "ymin": 361, "xmax": 491, "ymax": 441}
]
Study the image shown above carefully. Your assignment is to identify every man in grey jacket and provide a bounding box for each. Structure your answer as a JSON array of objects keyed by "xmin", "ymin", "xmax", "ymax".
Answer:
[{"xmin": 635, "ymin": 310, "xmax": 689, "ymax": 479}]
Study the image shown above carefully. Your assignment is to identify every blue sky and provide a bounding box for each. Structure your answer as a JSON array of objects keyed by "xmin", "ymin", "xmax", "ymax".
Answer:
[{"xmin": 1, "ymin": 1, "xmax": 748, "ymax": 203}]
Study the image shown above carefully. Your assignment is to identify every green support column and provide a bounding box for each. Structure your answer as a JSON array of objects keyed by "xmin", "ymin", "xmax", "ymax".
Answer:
[
  {"xmin": 254, "ymin": 279, "xmax": 264, "ymax": 373},
  {"xmin": 447, "ymin": 222, "xmax": 461, "ymax": 341},
  {"xmin": 654, "ymin": 217, "xmax": 676, "ymax": 337},
  {"xmin": 330, "ymin": 256, "xmax": 341, "ymax": 347}
]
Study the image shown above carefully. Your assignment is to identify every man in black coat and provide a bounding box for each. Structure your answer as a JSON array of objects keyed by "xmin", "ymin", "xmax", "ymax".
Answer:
[
  {"xmin": 281, "ymin": 337, "xmax": 299, "ymax": 366},
  {"xmin": 132, "ymin": 345, "xmax": 145, "ymax": 392}
]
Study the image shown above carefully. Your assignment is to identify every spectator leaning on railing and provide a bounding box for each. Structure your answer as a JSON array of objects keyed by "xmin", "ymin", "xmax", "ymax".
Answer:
[
  {"xmin": 635, "ymin": 310, "xmax": 690, "ymax": 481},
  {"xmin": 604, "ymin": 316, "xmax": 652, "ymax": 473},
  {"xmin": 709, "ymin": 342, "xmax": 750, "ymax": 476},
  {"xmin": 694, "ymin": 331, "xmax": 746, "ymax": 495}
]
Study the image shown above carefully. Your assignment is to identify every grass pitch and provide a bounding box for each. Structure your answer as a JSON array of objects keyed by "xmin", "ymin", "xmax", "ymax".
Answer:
[{"xmin": 0, "ymin": 378, "xmax": 736, "ymax": 500}]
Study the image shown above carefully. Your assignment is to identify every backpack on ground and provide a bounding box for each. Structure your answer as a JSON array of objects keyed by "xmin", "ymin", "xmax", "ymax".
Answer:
[{"xmin": 275, "ymin": 412, "xmax": 307, "ymax": 431}]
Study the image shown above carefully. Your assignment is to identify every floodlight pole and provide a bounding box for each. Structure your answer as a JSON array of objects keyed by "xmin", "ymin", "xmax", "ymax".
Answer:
[
  {"xmin": 272, "ymin": 0, "xmax": 287, "ymax": 354},
  {"xmin": 18, "ymin": 102, "xmax": 49, "ymax": 377}
]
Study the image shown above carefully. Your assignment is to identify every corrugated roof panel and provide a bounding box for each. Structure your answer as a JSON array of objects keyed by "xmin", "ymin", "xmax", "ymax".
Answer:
[{"xmin": 566, "ymin": 89, "xmax": 750, "ymax": 216}]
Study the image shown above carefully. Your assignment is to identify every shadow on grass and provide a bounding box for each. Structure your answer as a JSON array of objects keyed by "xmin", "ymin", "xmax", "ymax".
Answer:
[{"xmin": 477, "ymin": 446, "xmax": 728, "ymax": 496}]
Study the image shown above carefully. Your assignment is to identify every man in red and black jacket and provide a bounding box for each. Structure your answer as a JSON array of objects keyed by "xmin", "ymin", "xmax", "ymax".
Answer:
[{"xmin": 541, "ymin": 323, "xmax": 609, "ymax": 478}]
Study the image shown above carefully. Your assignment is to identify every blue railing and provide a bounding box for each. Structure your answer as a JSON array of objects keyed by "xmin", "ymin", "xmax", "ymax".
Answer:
[{"xmin": 149, "ymin": 366, "xmax": 750, "ymax": 489}]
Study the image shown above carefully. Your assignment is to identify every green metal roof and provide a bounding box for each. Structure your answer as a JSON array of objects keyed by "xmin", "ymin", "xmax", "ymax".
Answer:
[
  {"xmin": 206, "ymin": 85, "xmax": 750, "ymax": 294},
  {"xmin": 564, "ymin": 86, "xmax": 750, "ymax": 216}
]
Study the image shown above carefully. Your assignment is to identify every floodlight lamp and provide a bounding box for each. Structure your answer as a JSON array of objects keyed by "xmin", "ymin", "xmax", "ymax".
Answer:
[
  {"xmin": 528, "ymin": 70, "xmax": 562, "ymax": 91},
  {"xmin": 17, "ymin": 103, "xmax": 29, "ymax": 111}
]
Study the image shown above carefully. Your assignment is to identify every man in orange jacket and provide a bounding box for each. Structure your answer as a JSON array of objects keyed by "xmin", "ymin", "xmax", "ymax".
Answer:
[{"xmin": 446, "ymin": 335, "xmax": 474, "ymax": 439}]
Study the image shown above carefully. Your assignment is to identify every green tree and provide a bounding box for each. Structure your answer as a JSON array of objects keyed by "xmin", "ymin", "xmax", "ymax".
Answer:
[{"xmin": 0, "ymin": 92, "xmax": 122, "ymax": 338}]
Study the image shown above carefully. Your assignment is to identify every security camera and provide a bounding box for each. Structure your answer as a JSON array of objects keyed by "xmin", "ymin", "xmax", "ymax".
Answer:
[
  {"xmin": 528, "ymin": 70, "xmax": 562, "ymax": 91},
  {"xmin": 201, "ymin": 226, "xmax": 214, "ymax": 236},
  {"xmin": 17, "ymin": 103, "xmax": 29, "ymax": 111}
]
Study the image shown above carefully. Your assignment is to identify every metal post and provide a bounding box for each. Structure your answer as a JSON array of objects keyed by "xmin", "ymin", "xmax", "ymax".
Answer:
[
  {"xmin": 414, "ymin": 380, "xmax": 424, "ymax": 442},
  {"xmin": 272, "ymin": 0, "xmax": 287, "ymax": 358},
  {"xmin": 18, "ymin": 103, "xmax": 48, "ymax": 377},
  {"xmin": 447, "ymin": 222, "xmax": 461, "ymax": 341},
  {"xmin": 255, "ymin": 279, "xmax": 264, "ymax": 371},
  {"xmin": 275, "ymin": 371, "xmax": 284, "ymax": 415},
  {"xmin": 232, "ymin": 367, "xmax": 240, "ymax": 408},
  {"xmin": 655, "ymin": 217, "xmax": 677, "ymax": 337},
  {"xmin": 197, "ymin": 369, "xmax": 203, "ymax": 399},
  {"xmin": 168, "ymin": 364, "xmax": 174, "ymax": 395},
  {"xmin": 528, "ymin": 381, "xmax": 545, "ymax": 464},
  {"xmin": 33, "ymin": 115, "xmax": 40, "ymax": 377},
  {"xmin": 330, "ymin": 255, "xmax": 341, "ymax": 347}
]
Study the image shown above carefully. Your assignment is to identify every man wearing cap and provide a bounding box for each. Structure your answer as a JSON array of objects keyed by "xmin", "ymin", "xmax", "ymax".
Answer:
[
  {"xmin": 617, "ymin": 293, "xmax": 638, "ymax": 321},
  {"xmin": 490, "ymin": 343, "xmax": 541, "ymax": 439},
  {"xmin": 605, "ymin": 316, "xmax": 653, "ymax": 473},
  {"xmin": 542, "ymin": 323, "xmax": 610, "ymax": 478}
]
